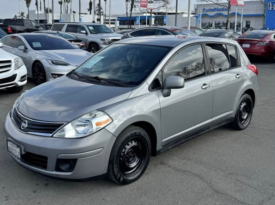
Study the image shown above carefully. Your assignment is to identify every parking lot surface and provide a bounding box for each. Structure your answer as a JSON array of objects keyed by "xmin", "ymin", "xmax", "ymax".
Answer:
[{"xmin": 1, "ymin": 61, "xmax": 275, "ymax": 205}]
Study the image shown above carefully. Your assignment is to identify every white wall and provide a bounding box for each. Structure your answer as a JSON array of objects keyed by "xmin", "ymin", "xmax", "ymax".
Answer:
[{"xmin": 167, "ymin": 15, "xmax": 197, "ymax": 27}]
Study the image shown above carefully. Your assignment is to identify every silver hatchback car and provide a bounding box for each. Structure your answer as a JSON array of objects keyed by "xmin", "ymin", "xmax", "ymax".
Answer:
[{"xmin": 4, "ymin": 37, "xmax": 259, "ymax": 184}]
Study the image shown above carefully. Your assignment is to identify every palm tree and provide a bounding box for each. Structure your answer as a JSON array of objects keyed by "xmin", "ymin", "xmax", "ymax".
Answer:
[
  {"xmin": 64, "ymin": 0, "xmax": 71, "ymax": 14},
  {"xmin": 45, "ymin": 7, "xmax": 52, "ymax": 13},
  {"xmin": 18, "ymin": 11, "xmax": 25, "ymax": 19},
  {"xmin": 73, "ymin": 10, "xmax": 76, "ymax": 22},
  {"xmin": 88, "ymin": 0, "xmax": 92, "ymax": 15},
  {"xmin": 129, "ymin": 0, "xmax": 134, "ymax": 29},
  {"xmin": 79, "ymin": 0, "xmax": 81, "ymax": 22},
  {"xmin": 35, "ymin": 0, "xmax": 39, "ymax": 25},
  {"xmin": 25, "ymin": 0, "xmax": 31, "ymax": 19},
  {"xmin": 58, "ymin": 0, "xmax": 63, "ymax": 20},
  {"xmin": 43, "ymin": 0, "xmax": 47, "ymax": 23},
  {"xmin": 52, "ymin": 0, "xmax": 54, "ymax": 24},
  {"xmin": 99, "ymin": 0, "xmax": 101, "ymax": 23}
]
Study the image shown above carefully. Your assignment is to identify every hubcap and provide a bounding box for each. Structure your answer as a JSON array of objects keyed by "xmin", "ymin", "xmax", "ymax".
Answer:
[
  {"xmin": 119, "ymin": 139, "xmax": 145, "ymax": 175},
  {"xmin": 239, "ymin": 100, "xmax": 251, "ymax": 124}
]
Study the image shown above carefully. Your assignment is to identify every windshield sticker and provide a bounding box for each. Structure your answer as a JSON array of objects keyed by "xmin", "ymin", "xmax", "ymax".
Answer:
[
  {"xmin": 83, "ymin": 56, "xmax": 104, "ymax": 68},
  {"xmin": 32, "ymin": 42, "xmax": 42, "ymax": 48}
]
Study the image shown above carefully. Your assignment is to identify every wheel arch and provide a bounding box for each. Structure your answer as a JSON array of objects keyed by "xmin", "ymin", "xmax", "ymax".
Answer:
[{"xmin": 244, "ymin": 89, "xmax": 255, "ymax": 108}]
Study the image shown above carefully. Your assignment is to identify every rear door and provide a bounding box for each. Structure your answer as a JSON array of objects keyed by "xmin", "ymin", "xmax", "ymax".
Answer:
[{"xmin": 205, "ymin": 43, "xmax": 244, "ymax": 124}]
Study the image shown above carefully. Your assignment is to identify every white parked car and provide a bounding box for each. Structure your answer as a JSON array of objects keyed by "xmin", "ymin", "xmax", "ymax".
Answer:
[{"xmin": 0, "ymin": 43, "xmax": 27, "ymax": 93}]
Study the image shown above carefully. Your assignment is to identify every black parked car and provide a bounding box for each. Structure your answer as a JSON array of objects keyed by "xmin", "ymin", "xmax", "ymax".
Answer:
[
  {"xmin": 0, "ymin": 28, "xmax": 7, "ymax": 39},
  {"xmin": 121, "ymin": 26, "xmax": 197, "ymax": 39},
  {"xmin": 201, "ymin": 30, "xmax": 240, "ymax": 40},
  {"xmin": 0, "ymin": 19, "xmax": 42, "ymax": 34}
]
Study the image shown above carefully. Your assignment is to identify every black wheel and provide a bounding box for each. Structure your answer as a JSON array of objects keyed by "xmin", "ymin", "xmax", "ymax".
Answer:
[
  {"xmin": 89, "ymin": 43, "xmax": 99, "ymax": 53},
  {"xmin": 32, "ymin": 62, "xmax": 46, "ymax": 85},
  {"xmin": 6, "ymin": 86, "xmax": 24, "ymax": 93},
  {"xmin": 231, "ymin": 94, "xmax": 253, "ymax": 130},
  {"xmin": 108, "ymin": 126, "xmax": 151, "ymax": 185}
]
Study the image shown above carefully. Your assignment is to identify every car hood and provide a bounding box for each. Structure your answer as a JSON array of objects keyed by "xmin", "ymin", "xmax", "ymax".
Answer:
[
  {"xmin": 18, "ymin": 77, "xmax": 133, "ymax": 122},
  {"xmin": 35, "ymin": 49, "xmax": 92, "ymax": 66},
  {"xmin": 90, "ymin": 33, "xmax": 122, "ymax": 39}
]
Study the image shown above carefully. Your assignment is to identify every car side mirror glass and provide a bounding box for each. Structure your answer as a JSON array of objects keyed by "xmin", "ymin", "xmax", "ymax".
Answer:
[
  {"xmin": 80, "ymin": 30, "xmax": 87, "ymax": 35},
  {"xmin": 0, "ymin": 42, "xmax": 3, "ymax": 48},
  {"xmin": 162, "ymin": 76, "xmax": 185, "ymax": 97},
  {"xmin": 18, "ymin": 46, "xmax": 27, "ymax": 52}
]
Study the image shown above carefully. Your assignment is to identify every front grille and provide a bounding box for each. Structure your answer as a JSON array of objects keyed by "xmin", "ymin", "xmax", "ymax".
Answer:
[
  {"xmin": 0, "ymin": 74, "xmax": 16, "ymax": 84},
  {"xmin": 0, "ymin": 60, "xmax": 12, "ymax": 73},
  {"xmin": 12, "ymin": 108, "xmax": 64, "ymax": 136},
  {"xmin": 21, "ymin": 152, "xmax": 48, "ymax": 170}
]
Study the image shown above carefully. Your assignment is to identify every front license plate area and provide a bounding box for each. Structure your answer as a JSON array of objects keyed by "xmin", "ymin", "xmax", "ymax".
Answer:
[{"xmin": 7, "ymin": 141, "xmax": 21, "ymax": 160}]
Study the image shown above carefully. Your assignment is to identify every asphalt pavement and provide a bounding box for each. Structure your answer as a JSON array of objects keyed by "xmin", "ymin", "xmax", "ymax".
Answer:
[{"xmin": 0, "ymin": 61, "xmax": 275, "ymax": 205}]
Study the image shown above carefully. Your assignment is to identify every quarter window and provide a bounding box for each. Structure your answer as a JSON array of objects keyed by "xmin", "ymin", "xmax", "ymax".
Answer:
[
  {"xmin": 163, "ymin": 44, "xmax": 205, "ymax": 80},
  {"xmin": 155, "ymin": 29, "xmax": 171, "ymax": 35},
  {"xmin": 13, "ymin": 37, "xmax": 25, "ymax": 48},
  {"xmin": 206, "ymin": 44, "xmax": 230, "ymax": 73},
  {"xmin": 227, "ymin": 45, "xmax": 238, "ymax": 68},
  {"xmin": 52, "ymin": 24, "xmax": 65, "ymax": 31}
]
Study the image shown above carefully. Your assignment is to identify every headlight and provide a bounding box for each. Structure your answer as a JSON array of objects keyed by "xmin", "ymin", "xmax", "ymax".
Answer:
[
  {"xmin": 47, "ymin": 60, "xmax": 70, "ymax": 66},
  {"xmin": 101, "ymin": 38, "xmax": 111, "ymax": 45},
  {"xmin": 11, "ymin": 92, "xmax": 25, "ymax": 117},
  {"xmin": 53, "ymin": 110, "xmax": 112, "ymax": 138},
  {"xmin": 14, "ymin": 57, "xmax": 24, "ymax": 70}
]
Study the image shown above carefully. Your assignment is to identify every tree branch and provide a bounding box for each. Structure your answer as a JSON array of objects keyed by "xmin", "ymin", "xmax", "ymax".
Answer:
[{"xmin": 207, "ymin": 0, "xmax": 228, "ymax": 8}]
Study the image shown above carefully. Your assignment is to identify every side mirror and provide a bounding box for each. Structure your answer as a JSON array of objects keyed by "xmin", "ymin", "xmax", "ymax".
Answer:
[
  {"xmin": 18, "ymin": 46, "xmax": 27, "ymax": 52},
  {"xmin": 162, "ymin": 76, "xmax": 185, "ymax": 97},
  {"xmin": 80, "ymin": 30, "xmax": 87, "ymax": 35},
  {"xmin": 0, "ymin": 42, "xmax": 3, "ymax": 48}
]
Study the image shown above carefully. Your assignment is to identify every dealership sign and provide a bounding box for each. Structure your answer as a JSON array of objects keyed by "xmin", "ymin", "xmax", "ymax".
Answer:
[
  {"xmin": 268, "ymin": 1, "xmax": 275, "ymax": 10},
  {"xmin": 147, "ymin": 0, "xmax": 154, "ymax": 9},
  {"xmin": 140, "ymin": 0, "xmax": 148, "ymax": 8},
  {"xmin": 230, "ymin": 0, "xmax": 244, "ymax": 6},
  {"xmin": 202, "ymin": 7, "xmax": 228, "ymax": 12}
]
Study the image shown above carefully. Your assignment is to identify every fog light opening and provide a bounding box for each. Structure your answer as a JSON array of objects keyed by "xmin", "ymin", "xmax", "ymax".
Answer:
[{"xmin": 55, "ymin": 159, "xmax": 77, "ymax": 172}]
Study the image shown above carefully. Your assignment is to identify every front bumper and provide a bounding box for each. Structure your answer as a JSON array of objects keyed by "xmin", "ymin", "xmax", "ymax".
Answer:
[
  {"xmin": 4, "ymin": 114, "xmax": 116, "ymax": 179},
  {"xmin": 0, "ymin": 65, "xmax": 27, "ymax": 89}
]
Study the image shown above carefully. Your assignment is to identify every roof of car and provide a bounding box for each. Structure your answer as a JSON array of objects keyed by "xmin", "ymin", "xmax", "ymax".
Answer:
[
  {"xmin": 54, "ymin": 22, "xmax": 102, "ymax": 25},
  {"xmin": 116, "ymin": 36, "xmax": 236, "ymax": 47}
]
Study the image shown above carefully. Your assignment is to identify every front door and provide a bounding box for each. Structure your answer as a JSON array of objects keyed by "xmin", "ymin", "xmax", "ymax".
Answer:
[{"xmin": 158, "ymin": 44, "xmax": 213, "ymax": 146}]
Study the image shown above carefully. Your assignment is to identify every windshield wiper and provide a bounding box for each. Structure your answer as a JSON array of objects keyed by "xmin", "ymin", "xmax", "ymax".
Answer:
[{"xmin": 84, "ymin": 76, "xmax": 131, "ymax": 87}]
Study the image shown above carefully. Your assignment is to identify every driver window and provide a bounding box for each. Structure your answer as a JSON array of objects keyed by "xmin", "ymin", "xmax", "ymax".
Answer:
[
  {"xmin": 163, "ymin": 44, "xmax": 206, "ymax": 81},
  {"xmin": 13, "ymin": 37, "xmax": 25, "ymax": 48},
  {"xmin": 77, "ymin": 25, "xmax": 86, "ymax": 34}
]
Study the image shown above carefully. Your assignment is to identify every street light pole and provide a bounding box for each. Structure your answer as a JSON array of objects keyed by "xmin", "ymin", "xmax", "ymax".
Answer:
[
  {"xmin": 187, "ymin": 0, "xmax": 191, "ymax": 30},
  {"xmin": 175, "ymin": 0, "xmax": 178, "ymax": 26},
  {"xmin": 109, "ymin": 0, "xmax": 111, "ymax": 27}
]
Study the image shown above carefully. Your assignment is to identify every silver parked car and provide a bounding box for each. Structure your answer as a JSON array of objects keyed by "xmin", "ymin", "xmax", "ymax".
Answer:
[
  {"xmin": 52, "ymin": 23, "xmax": 122, "ymax": 53},
  {"xmin": 0, "ymin": 34, "xmax": 92, "ymax": 84},
  {"xmin": 4, "ymin": 37, "xmax": 259, "ymax": 184}
]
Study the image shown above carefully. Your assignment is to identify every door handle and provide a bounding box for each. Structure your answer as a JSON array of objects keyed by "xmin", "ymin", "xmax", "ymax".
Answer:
[
  {"xmin": 236, "ymin": 73, "xmax": 242, "ymax": 79},
  {"xmin": 201, "ymin": 83, "xmax": 210, "ymax": 90}
]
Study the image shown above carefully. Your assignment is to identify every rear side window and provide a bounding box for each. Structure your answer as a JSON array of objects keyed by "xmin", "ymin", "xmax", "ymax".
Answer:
[
  {"xmin": 52, "ymin": 24, "xmax": 65, "ymax": 31},
  {"xmin": 206, "ymin": 44, "xmax": 230, "ymax": 73},
  {"xmin": 66, "ymin": 25, "xmax": 78, "ymax": 33},
  {"xmin": 163, "ymin": 44, "xmax": 205, "ymax": 80},
  {"xmin": 227, "ymin": 45, "xmax": 238, "ymax": 68},
  {"xmin": 131, "ymin": 29, "xmax": 155, "ymax": 37},
  {"xmin": 155, "ymin": 29, "xmax": 171, "ymax": 35}
]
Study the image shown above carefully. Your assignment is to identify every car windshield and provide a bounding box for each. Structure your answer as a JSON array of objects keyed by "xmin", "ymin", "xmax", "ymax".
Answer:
[
  {"xmin": 0, "ymin": 28, "xmax": 6, "ymax": 38},
  {"xmin": 72, "ymin": 44, "xmax": 170, "ymax": 86},
  {"xmin": 202, "ymin": 31, "xmax": 224, "ymax": 37},
  {"xmin": 87, "ymin": 25, "xmax": 113, "ymax": 34},
  {"xmin": 239, "ymin": 32, "xmax": 269, "ymax": 39},
  {"xmin": 24, "ymin": 35, "xmax": 76, "ymax": 50},
  {"xmin": 58, "ymin": 33, "xmax": 76, "ymax": 40}
]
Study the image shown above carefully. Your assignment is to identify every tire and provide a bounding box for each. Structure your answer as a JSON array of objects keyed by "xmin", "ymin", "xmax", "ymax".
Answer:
[
  {"xmin": 270, "ymin": 53, "xmax": 275, "ymax": 63},
  {"xmin": 107, "ymin": 126, "xmax": 151, "ymax": 185},
  {"xmin": 32, "ymin": 62, "xmax": 46, "ymax": 85},
  {"xmin": 89, "ymin": 43, "xmax": 99, "ymax": 53},
  {"xmin": 6, "ymin": 86, "xmax": 24, "ymax": 93},
  {"xmin": 231, "ymin": 94, "xmax": 254, "ymax": 130}
]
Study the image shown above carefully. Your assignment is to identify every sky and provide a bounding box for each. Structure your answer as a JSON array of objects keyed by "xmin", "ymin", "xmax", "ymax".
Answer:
[{"xmin": 0, "ymin": 0, "xmax": 192, "ymax": 18}]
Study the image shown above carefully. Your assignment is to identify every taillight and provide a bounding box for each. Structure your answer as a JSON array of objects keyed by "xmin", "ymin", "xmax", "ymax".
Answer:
[
  {"xmin": 247, "ymin": 64, "xmax": 258, "ymax": 75},
  {"xmin": 256, "ymin": 42, "xmax": 269, "ymax": 46},
  {"xmin": 7, "ymin": 26, "xmax": 12, "ymax": 33}
]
